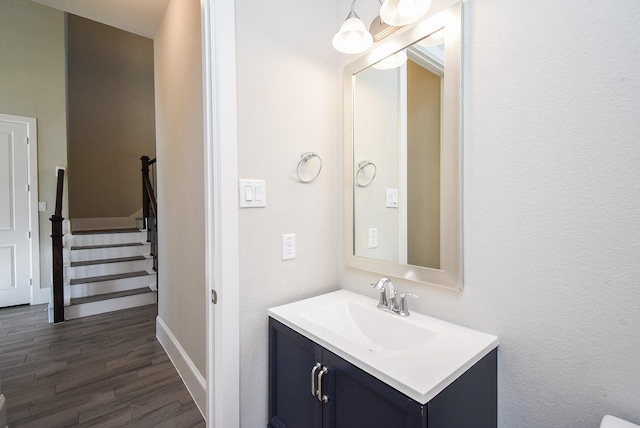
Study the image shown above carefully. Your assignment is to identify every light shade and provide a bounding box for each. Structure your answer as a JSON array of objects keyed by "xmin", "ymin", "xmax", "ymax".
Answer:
[
  {"xmin": 380, "ymin": 0, "xmax": 431, "ymax": 26},
  {"xmin": 332, "ymin": 13, "xmax": 373, "ymax": 54}
]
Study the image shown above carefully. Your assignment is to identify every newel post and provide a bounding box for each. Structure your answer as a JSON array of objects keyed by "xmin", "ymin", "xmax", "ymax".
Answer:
[{"xmin": 50, "ymin": 168, "xmax": 65, "ymax": 323}]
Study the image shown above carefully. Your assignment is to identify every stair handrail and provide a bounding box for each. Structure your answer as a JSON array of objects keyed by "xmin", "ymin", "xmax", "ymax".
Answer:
[
  {"xmin": 141, "ymin": 156, "xmax": 158, "ymax": 273},
  {"xmin": 50, "ymin": 168, "xmax": 65, "ymax": 323},
  {"xmin": 141, "ymin": 156, "xmax": 157, "ymax": 218}
]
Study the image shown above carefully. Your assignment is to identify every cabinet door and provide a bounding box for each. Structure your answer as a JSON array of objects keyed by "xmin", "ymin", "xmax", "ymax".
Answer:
[
  {"xmin": 269, "ymin": 319, "xmax": 323, "ymax": 428},
  {"xmin": 322, "ymin": 349, "xmax": 426, "ymax": 428}
]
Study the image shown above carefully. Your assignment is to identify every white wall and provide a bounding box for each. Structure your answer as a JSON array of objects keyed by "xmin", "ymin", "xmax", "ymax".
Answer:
[
  {"xmin": 0, "ymin": 0, "xmax": 68, "ymax": 300},
  {"xmin": 154, "ymin": 0, "xmax": 206, "ymax": 377},
  {"xmin": 339, "ymin": 0, "xmax": 640, "ymax": 426},
  {"xmin": 234, "ymin": 0, "xmax": 339, "ymax": 425},
  {"xmin": 353, "ymin": 66, "xmax": 401, "ymax": 262}
]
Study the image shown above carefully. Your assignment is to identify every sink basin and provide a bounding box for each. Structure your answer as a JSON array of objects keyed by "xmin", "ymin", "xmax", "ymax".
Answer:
[
  {"xmin": 269, "ymin": 289, "xmax": 498, "ymax": 404},
  {"xmin": 301, "ymin": 300, "xmax": 437, "ymax": 356}
]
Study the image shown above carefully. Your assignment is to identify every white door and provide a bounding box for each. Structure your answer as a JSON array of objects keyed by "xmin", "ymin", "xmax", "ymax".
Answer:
[{"xmin": 0, "ymin": 115, "xmax": 36, "ymax": 307}]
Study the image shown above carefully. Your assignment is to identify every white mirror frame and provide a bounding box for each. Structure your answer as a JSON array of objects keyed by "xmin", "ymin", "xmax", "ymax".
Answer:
[{"xmin": 344, "ymin": 1, "xmax": 462, "ymax": 290}]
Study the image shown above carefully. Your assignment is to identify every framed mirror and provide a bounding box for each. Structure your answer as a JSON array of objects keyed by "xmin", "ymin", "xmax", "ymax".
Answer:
[{"xmin": 344, "ymin": 1, "xmax": 462, "ymax": 290}]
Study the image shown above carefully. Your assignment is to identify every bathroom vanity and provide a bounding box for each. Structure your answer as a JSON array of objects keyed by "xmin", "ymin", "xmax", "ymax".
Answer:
[{"xmin": 268, "ymin": 290, "xmax": 498, "ymax": 428}]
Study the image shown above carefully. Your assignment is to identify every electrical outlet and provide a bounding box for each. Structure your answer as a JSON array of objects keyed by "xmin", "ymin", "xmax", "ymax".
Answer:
[
  {"xmin": 282, "ymin": 234, "xmax": 296, "ymax": 260},
  {"xmin": 368, "ymin": 228, "xmax": 378, "ymax": 249}
]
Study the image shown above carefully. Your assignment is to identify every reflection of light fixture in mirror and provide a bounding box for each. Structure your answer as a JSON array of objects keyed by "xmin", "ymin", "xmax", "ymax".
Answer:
[
  {"xmin": 418, "ymin": 27, "xmax": 444, "ymax": 47},
  {"xmin": 380, "ymin": 0, "xmax": 431, "ymax": 26},
  {"xmin": 332, "ymin": 1, "xmax": 374, "ymax": 54},
  {"xmin": 372, "ymin": 50, "xmax": 407, "ymax": 69}
]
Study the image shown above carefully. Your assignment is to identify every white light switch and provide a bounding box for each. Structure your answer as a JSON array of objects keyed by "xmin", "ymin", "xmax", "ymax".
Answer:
[
  {"xmin": 239, "ymin": 179, "xmax": 266, "ymax": 208},
  {"xmin": 38, "ymin": 202, "xmax": 47, "ymax": 212},
  {"xmin": 244, "ymin": 186, "xmax": 253, "ymax": 201},
  {"xmin": 386, "ymin": 188, "xmax": 399, "ymax": 208},
  {"xmin": 254, "ymin": 184, "xmax": 264, "ymax": 201}
]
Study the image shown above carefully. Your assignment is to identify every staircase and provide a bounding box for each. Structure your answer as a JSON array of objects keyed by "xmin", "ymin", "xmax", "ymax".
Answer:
[{"xmin": 62, "ymin": 226, "xmax": 157, "ymax": 320}]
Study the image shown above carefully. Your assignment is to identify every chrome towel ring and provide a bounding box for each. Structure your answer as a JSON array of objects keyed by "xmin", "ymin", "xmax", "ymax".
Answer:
[
  {"xmin": 355, "ymin": 160, "xmax": 376, "ymax": 187},
  {"xmin": 297, "ymin": 152, "xmax": 323, "ymax": 183}
]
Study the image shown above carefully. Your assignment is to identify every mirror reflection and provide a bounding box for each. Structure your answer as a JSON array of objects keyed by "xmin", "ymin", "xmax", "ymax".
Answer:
[
  {"xmin": 344, "ymin": 0, "xmax": 462, "ymax": 290},
  {"xmin": 353, "ymin": 30, "xmax": 445, "ymax": 269}
]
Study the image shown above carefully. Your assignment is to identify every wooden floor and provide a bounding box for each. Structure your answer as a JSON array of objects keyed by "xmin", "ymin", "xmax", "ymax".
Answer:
[{"xmin": 0, "ymin": 303, "xmax": 205, "ymax": 427}]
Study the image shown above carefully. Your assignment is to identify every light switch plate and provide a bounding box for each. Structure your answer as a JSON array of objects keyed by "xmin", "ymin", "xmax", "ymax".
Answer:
[
  {"xmin": 386, "ymin": 188, "xmax": 399, "ymax": 208},
  {"xmin": 239, "ymin": 179, "xmax": 266, "ymax": 208},
  {"xmin": 282, "ymin": 234, "xmax": 296, "ymax": 260}
]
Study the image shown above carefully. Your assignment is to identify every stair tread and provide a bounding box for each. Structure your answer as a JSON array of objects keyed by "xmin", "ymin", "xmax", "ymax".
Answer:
[
  {"xmin": 70, "ymin": 255, "xmax": 147, "ymax": 267},
  {"xmin": 70, "ymin": 271, "xmax": 150, "ymax": 285},
  {"xmin": 69, "ymin": 287, "xmax": 154, "ymax": 306},
  {"xmin": 71, "ymin": 242, "xmax": 144, "ymax": 250},
  {"xmin": 73, "ymin": 228, "xmax": 142, "ymax": 235}
]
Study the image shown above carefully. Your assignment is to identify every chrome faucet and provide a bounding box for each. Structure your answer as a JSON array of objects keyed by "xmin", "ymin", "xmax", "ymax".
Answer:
[
  {"xmin": 371, "ymin": 278, "xmax": 418, "ymax": 316},
  {"xmin": 371, "ymin": 278, "xmax": 401, "ymax": 314}
]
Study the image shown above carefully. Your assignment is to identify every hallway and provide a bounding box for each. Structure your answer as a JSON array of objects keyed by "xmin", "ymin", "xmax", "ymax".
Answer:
[{"xmin": 0, "ymin": 303, "xmax": 204, "ymax": 427}]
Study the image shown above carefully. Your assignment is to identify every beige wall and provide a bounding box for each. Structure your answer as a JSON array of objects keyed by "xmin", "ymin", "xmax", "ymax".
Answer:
[
  {"xmin": 235, "ymin": 0, "xmax": 339, "ymax": 424},
  {"xmin": 0, "ymin": 0, "xmax": 68, "ymax": 295},
  {"xmin": 407, "ymin": 60, "xmax": 440, "ymax": 268},
  {"xmin": 154, "ymin": 0, "xmax": 205, "ymax": 375},
  {"xmin": 66, "ymin": 15, "xmax": 156, "ymax": 220}
]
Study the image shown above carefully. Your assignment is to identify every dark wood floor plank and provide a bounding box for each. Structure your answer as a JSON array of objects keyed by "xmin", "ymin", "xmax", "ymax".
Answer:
[
  {"xmin": 154, "ymin": 401, "xmax": 207, "ymax": 428},
  {"xmin": 15, "ymin": 406, "xmax": 81, "ymax": 428},
  {"xmin": 0, "ymin": 303, "xmax": 205, "ymax": 427},
  {"xmin": 79, "ymin": 375, "xmax": 186, "ymax": 423},
  {"xmin": 129, "ymin": 377, "xmax": 192, "ymax": 419},
  {"xmin": 76, "ymin": 405, "xmax": 133, "ymax": 428},
  {"xmin": 124, "ymin": 400, "xmax": 183, "ymax": 428}
]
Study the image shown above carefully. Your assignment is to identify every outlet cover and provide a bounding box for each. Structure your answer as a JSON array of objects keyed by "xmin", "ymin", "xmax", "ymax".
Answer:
[{"xmin": 282, "ymin": 234, "xmax": 296, "ymax": 260}]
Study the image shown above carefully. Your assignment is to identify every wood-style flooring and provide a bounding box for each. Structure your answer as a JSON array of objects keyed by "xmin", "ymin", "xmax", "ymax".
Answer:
[{"xmin": 0, "ymin": 303, "xmax": 205, "ymax": 427}]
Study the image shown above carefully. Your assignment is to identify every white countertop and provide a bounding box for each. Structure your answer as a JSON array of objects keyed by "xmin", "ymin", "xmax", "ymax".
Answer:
[{"xmin": 268, "ymin": 289, "xmax": 498, "ymax": 404}]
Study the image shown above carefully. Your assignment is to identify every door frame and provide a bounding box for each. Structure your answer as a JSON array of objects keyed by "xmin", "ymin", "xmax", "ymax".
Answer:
[
  {"xmin": 0, "ymin": 113, "xmax": 40, "ymax": 305},
  {"xmin": 201, "ymin": 0, "xmax": 240, "ymax": 427}
]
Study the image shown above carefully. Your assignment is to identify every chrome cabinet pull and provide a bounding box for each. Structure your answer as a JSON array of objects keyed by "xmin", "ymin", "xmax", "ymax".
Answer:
[
  {"xmin": 311, "ymin": 363, "xmax": 321, "ymax": 397},
  {"xmin": 316, "ymin": 367, "xmax": 329, "ymax": 403}
]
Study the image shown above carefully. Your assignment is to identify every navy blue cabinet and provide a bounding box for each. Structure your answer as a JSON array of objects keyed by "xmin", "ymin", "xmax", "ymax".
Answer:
[{"xmin": 269, "ymin": 317, "xmax": 497, "ymax": 428}]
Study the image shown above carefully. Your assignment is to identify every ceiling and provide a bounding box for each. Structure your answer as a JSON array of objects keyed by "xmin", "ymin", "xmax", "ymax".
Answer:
[{"xmin": 31, "ymin": 0, "xmax": 170, "ymax": 39}]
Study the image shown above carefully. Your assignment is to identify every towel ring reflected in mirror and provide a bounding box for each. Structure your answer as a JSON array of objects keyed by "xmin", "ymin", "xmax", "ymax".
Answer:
[
  {"xmin": 297, "ymin": 152, "xmax": 323, "ymax": 183},
  {"xmin": 355, "ymin": 160, "xmax": 377, "ymax": 187}
]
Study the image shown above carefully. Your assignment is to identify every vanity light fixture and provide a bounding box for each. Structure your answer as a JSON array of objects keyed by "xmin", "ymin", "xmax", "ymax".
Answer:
[
  {"xmin": 333, "ymin": 0, "xmax": 431, "ymax": 54},
  {"xmin": 380, "ymin": 0, "xmax": 431, "ymax": 27},
  {"xmin": 332, "ymin": 1, "xmax": 374, "ymax": 54}
]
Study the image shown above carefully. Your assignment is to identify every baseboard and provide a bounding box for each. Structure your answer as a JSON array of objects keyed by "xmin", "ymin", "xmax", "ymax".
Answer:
[{"xmin": 156, "ymin": 316, "xmax": 206, "ymax": 419}]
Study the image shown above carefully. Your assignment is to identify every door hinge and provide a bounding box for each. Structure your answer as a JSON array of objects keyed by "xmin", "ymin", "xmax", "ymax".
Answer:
[
  {"xmin": 26, "ymin": 137, "xmax": 29, "ymax": 144},
  {"xmin": 30, "ymin": 278, "xmax": 32, "ymax": 286},
  {"xmin": 28, "ymin": 231, "xmax": 31, "ymax": 239},
  {"xmin": 211, "ymin": 289, "xmax": 218, "ymax": 304}
]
